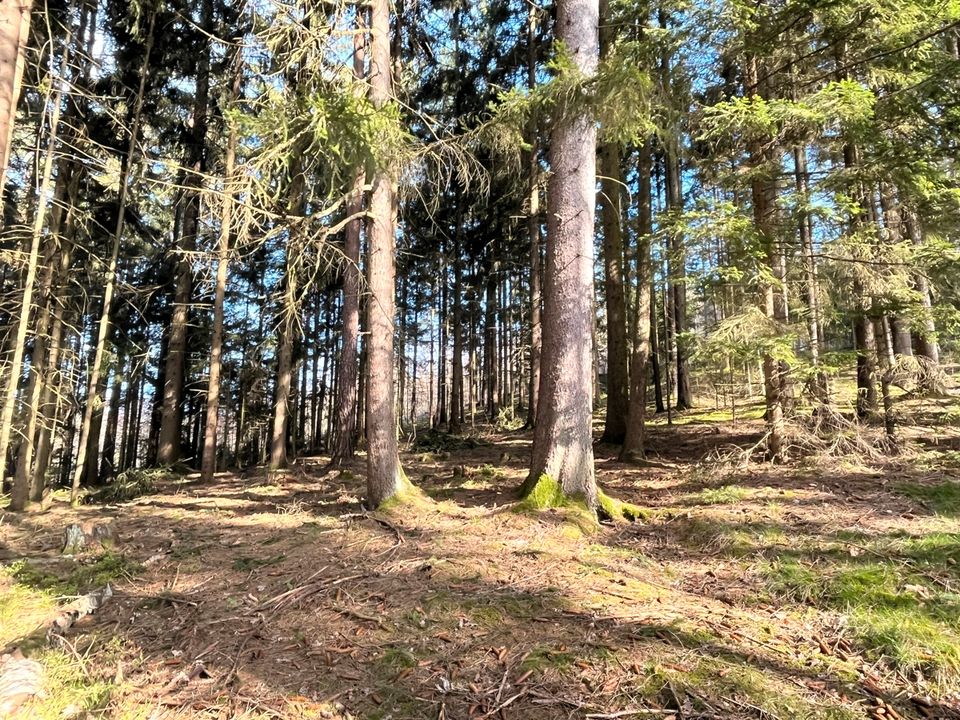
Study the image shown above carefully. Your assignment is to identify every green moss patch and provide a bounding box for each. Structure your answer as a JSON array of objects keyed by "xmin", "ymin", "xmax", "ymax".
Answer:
[
  {"xmin": 10, "ymin": 553, "xmax": 142, "ymax": 597},
  {"xmin": 638, "ymin": 657, "xmax": 860, "ymax": 719},
  {"xmin": 897, "ymin": 480, "xmax": 960, "ymax": 515},
  {"xmin": 765, "ymin": 558, "xmax": 960, "ymax": 680}
]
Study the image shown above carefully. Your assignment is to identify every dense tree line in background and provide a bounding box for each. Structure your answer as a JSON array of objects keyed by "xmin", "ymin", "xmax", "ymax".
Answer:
[{"xmin": 0, "ymin": 0, "xmax": 958, "ymax": 512}]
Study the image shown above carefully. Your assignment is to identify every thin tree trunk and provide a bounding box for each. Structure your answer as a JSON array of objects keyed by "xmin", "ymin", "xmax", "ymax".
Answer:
[
  {"xmin": 598, "ymin": 0, "xmax": 628, "ymax": 444},
  {"xmin": 200, "ymin": 44, "xmax": 240, "ymax": 482},
  {"xmin": 6, "ymin": 20, "xmax": 71, "ymax": 508},
  {"xmin": 650, "ymin": 279, "xmax": 664, "ymax": 413},
  {"xmin": 270, "ymin": 251, "xmax": 298, "ymax": 470},
  {"xmin": 664, "ymin": 140, "xmax": 691, "ymax": 410},
  {"xmin": 450, "ymin": 220, "xmax": 464, "ymax": 433},
  {"xmin": 99, "ymin": 361, "xmax": 123, "ymax": 482},
  {"xmin": 331, "ymin": 15, "xmax": 365, "ymax": 463},
  {"xmin": 69, "ymin": 12, "xmax": 153, "ymax": 505},
  {"xmin": 621, "ymin": 140, "xmax": 653, "ymax": 461}
]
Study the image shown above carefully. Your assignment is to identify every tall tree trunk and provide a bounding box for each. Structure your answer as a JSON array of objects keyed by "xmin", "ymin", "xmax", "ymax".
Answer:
[
  {"xmin": 366, "ymin": 0, "xmax": 407, "ymax": 507},
  {"xmin": 524, "ymin": 0, "xmax": 599, "ymax": 508},
  {"xmin": 200, "ymin": 44, "xmax": 240, "ymax": 482},
  {"xmin": 598, "ymin": 0, "xmax": 628, "ymax": 443},
  {"xmin": 330, "ymin": 12, "xmax": 367, "ymax": 467},
  {"xmin": 525, "ymin": 1, "xmax": 541, "ymax": 429},
  {"xmin": 745, "ymin": 56, "xmax": 784, "ymax": 461},
  {"xmin": 0, "ymin": 0, "xmax": 32, "ymax": 193},
  {"xmin": 270, "ymin": 249, "xmax": 298, "ymax": 470},
  {"xmin": 664, "ymin": 140, "xmax": 691, "ymax": 410},
  {"xmin": 621, "ymin": 141, "xmax": 654, "ymax": 461},
  {"xmin": 5, "ymin": 19, "xmax": 71, "ymax": 508},
  {"xmin": 69, "ymin": 12, "xmax": 153, "ymax": 505},
  {"xmin": 157, "ymin": 0, "xmax": 212, "ymax": 466}
]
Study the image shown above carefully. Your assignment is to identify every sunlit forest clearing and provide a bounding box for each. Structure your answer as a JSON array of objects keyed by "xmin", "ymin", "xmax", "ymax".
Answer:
[{"xmin": 2, "ymin": 0, "xmax": 960, "ymax": 717}]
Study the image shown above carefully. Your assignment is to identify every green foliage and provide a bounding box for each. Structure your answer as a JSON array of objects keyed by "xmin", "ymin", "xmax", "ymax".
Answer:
[
  {"xmin": 486, "ymin": 39, "xmax": 653, "ymax": 162},
  {"xmin": 693, "ymin": 306, "xmax": 799, "ymax": 367},
  {"xmin": 87, "ymin": 467, "xmax": 172, "ymax": 504}
]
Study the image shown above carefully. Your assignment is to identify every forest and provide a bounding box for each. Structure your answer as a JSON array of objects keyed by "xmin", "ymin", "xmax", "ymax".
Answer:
[{"xmin": 1, "ymin": 0, "xmax": 960, "ymax": 717}]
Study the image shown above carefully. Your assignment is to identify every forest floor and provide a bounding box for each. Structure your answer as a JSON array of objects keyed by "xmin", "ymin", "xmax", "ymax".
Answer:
[{"xmin": 3, "ymin": 392, "xmax": 960, "ymax": 720}]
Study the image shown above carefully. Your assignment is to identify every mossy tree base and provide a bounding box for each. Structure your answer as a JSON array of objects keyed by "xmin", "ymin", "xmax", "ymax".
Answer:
[
  {"xmin": 517, "ymin": 474, "xmax": 647, "ymax": 530},
  {"xmin": 372, "ymin": 468, "xmax": 432, "ymax": 512}
]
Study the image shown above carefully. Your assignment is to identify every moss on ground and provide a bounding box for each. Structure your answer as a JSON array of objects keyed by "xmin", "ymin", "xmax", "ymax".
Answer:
[
  {"xmin": 638, "ymin": 657, "xmax": 862, "ymax": 719},
  {"xmin": 688, "ymin": 484, "xmax": 751, "ymax": 505},
  {"xmin": 10, "ymin": 553, "xmax": 142, "ymax": 596},
  {"xmin": 897, "ymin": 479, "xmax": 960, "ymax": 515},
  {"xmin": 765, "ymin": 557, "xmax": 960, "ymax": 681}
]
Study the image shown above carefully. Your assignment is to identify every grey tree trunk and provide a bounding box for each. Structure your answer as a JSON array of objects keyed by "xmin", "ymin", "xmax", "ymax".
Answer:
[
  {"xmin": 598, "ymin": 1, "xmax": 628, "ymax": 444},
  {"xmin": 200, "ymin": 43, "xmax": 241, "ymax": 482},
  {"xmin": 524, "ymin": 0, "xmax": 599, "ymax": 509},
  {"xmin": 69, "ymin": 12, "xmax": 153, "ymax": 505},
  {"xmin": 621, "ymin": 141, "xmax": 653, "ymax": 461},
  {"xmin": 365, "ymin": 0, "xmax": 407, "ymax": 507},
  {"xmin": 331, "ymin": 10, "xmax": 366, "ymax": 464}
]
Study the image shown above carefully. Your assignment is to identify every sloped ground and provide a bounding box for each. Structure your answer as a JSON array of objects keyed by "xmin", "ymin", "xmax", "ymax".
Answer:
[{"xmin": 2, "ymin": 402, "xmax": 960, "ymax": 720}]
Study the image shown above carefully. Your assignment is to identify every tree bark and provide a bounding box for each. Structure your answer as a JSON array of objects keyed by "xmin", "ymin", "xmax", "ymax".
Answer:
[
  {"xmin": 69, "ymin": 12, "xmax": 153, "ymax": 505},
  {"xmin": 450, "ymin": 220, "xmax": 464, "ymax": 433},
  {"xmin": 365, "ymin": 0, "xmax": 407, "ymax": 507},
  {"xmin": 157, "ymin": 0, "xmax": 212, "ymax": 466},
  {"xmin": 598, "ymin": 0, "xmax": 628, "ymax": 444},
  {"xmin": 99, "ymin": 361, "xmax": 123, "ymax": 482},
  {"xmin": 270, "ymin": 245, "xmax": 299, "ymax": 470},
  {"xmin": 200, "ymin": 43, "xmax": 241, "ymax": 482},
  {"xmin": 621, "ymin": 141, "xmax": 654, "ymax": 461},
  {"xmin": 5, "ymin": 18, "xmax": 70, "ymax": 508},
  {"xmin": 484, "ymin": 255, "xmax": 499, "ymax": 420},
  {"xmin": 524, "ymin": 0, "xmax": 599, "ymax": 508}
]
